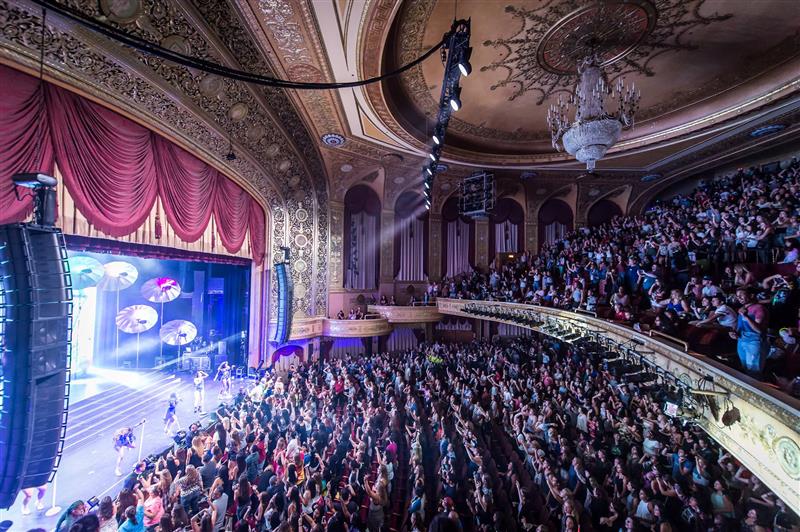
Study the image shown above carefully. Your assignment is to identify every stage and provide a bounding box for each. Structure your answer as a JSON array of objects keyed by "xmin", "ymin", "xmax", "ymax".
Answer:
[{"xmin": 2, "ymin": 369, "xmax": 236, "ymax": 532}]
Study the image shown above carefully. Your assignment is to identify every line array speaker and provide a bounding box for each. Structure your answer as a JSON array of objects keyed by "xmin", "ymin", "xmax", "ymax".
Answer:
[
  {"xmin": 0, "ymin": 224, "xmax": 72, "ymax": 508},
  {"xmin": 271, "ymin": 262, "xmax": 293, "ymax": 345}
]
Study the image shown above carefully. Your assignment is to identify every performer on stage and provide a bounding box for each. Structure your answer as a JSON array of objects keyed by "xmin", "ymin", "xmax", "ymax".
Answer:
[
  {"xmin": 193, "ymin": 370, "xmax": 209, "ymax": 414},
  {"xmin": 21, "ymin": 484, "xmax": 47, "ymax": 515},
  {"xmin": 216, "ymin": 361, "xmax": 233, "ymax": 399},
  {"xmin": 163, "ymin": 391, "xmax": 181, "ymax": 436},
  {"xmin": 113, "ymin": 426, "xmax": 136, "ymax": 476}
]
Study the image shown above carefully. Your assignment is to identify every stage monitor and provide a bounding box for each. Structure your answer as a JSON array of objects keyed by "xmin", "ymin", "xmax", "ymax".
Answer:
[{"xmin": 0, "ymin": 224, "xmax": 72, "ymax": 509}]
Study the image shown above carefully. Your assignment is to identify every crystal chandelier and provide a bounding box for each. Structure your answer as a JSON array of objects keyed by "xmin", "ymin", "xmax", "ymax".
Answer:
[{"xmin": 547, "ymin": 56, "xmax": 640, "ymax": 171}]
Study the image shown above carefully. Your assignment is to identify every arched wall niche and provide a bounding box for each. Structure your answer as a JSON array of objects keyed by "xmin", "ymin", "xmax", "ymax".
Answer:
[{"xmin": 343, "ymin": 184, "xmax": 382, "ymax": 289}]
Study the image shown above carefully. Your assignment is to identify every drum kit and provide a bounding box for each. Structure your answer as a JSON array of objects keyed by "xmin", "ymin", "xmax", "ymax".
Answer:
[{"xmin": 68, "ymin": 254, "xmax": 197, "ymax": 369}]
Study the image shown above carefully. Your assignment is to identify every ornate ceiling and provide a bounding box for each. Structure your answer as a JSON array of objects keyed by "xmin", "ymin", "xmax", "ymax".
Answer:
[
  {"xmin": 372, "ymin": 0, "xmax": 800, "ymax": 166},
  {"xmin": 2, "ymin": 0, "xmax": 800, "ymax": 217}
]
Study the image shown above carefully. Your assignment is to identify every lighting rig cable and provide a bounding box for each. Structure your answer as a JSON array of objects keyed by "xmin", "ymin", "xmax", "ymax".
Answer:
[
  {"xmin": 33, "ymin": 1, "xmax": 472, "ymax": 210},
  {"xmin": 30, "ymin": 0, "xmax": 449, "ymax": 90}
]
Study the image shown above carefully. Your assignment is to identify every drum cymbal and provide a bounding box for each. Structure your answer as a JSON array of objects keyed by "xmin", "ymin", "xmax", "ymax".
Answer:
[
  {"xmin": 141, "ymin": 277, "xmax": 181, "ymax": 303},
  {"xmin": 116, "ymin": 305, "xmax": 159, "ymax": 334},
  {"xmin": 160, "ymin": 320, "xmax": 197, "ymax": 346},
  {"xmin": 68, "ymin": 255, "xmax": 104, "ymax": 290},
  {"xmin": 98, "ymin": 261, "xmax": 139, "ymax": 291}
]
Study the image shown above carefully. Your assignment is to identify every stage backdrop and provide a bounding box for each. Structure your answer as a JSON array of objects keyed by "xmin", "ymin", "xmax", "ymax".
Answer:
[{"xmin": 69, "ymin": 248, "xmax": 250, "ymax": 372}]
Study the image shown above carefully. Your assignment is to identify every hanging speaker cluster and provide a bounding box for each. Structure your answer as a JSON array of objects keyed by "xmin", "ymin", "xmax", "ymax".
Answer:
[{"xmin": 0, "ymin": 224, "xmax": 72, "ymax": 508}]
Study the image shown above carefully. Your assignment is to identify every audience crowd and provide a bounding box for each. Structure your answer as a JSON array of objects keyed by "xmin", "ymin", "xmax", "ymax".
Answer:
[
  {"xmin": 58, "ymin": 335, "xmax": 798, "ymax": 532},
  {"xmin": 428, "ymin": 160, "xmax": 800, "ymax": 388},
  {"xmin": 55, "ymin": 159, "xmax": 800, "ymax": 532}
]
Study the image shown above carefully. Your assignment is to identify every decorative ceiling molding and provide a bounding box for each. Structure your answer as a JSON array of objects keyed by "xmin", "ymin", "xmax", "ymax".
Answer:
[
  {"xmin": 363, "ymin": 0, "xmax": 800, "ymax": 166},
  {"xmin": 482, "ymin": 0, "xmax": 730, "ymax": 104},
  {"xmin": 0, "ymin": 0, "xmax": 280, "ymax": 209}
]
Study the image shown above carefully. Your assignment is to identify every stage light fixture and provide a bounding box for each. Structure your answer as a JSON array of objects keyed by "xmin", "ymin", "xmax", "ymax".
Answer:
[
  {"xmin": 432, "ymin": 133, "xmax": 441, "ymax": 145},
  {"xmin": 458, "ymin": 47, "xmax": 472, "ymax": 76},
  {"xmin": 425, "ymin": 166, "xmax": 433, "ymax": 176},
  {"xmin": 429, "ymin": 152, "xmax": 437, "ymax": 162},
  {"xmin": 449, "ymin": 87, "xmax": 462, "ymax": 111},
  {"xmin": 424, "ymin": 180, "xmax": 431, "ymax": 190}
]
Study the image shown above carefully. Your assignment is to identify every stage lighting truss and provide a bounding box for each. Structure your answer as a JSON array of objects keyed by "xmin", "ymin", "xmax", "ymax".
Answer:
[{"xmin": 421, "ymin": 19, "xmax": 471, "ymax": 210}]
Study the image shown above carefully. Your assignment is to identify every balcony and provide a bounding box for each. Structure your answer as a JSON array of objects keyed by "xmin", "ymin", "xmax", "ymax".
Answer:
[
  {"xmin": 367, "ymin": 303, "xmax": 443, "ymax": 323},
  {"xmin": 268, "ymin": 314, "xmax": 393, "ymax": 340},
  {"xmin": 436, "ymin": 298, "xmax": 800, "ymax": 512}
]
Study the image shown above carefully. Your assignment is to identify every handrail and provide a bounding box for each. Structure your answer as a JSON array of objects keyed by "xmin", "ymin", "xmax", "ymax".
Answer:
[{"xmin": 649, "ymin": 329, "xmax": 689, "ymax": 352}]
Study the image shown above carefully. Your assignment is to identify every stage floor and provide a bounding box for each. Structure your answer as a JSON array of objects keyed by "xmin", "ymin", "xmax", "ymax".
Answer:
[{"xmin": 2, "ymin": 369, "xmax": 236, "ymax": 532}]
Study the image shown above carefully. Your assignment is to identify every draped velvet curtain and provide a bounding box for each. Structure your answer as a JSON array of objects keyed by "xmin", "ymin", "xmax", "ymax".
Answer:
[
  {"xmin": 330, "ymin": 337, "xmax": 366, "ymax": 358},
  {"xmin": 394, "ymin": 191, "xmax": 428, "ymax": 281},
  {"xmin": 343, "ymin": 185, "xmax": 381, "ymax": 289},
  {"xmin": 386, "ymin": 327, "xmax": 418, "ymax": 352},
  {"xmin": 489, "ymin": 197, "xmax": 524, "ymax": 258},
  {"xmin": 0, "ymin": 64, "xmax": 266, "ymax": 264},
  {"xmin": 441, "ymin": 196, "xmax": 475, "ymax": 277},
  {"xmin": 538, "ymin": 198, "xmax": 573, "ymax": 250},
  {"xmin": 587, "ymin": 199, "xmax": 623, "ymax": 227}
]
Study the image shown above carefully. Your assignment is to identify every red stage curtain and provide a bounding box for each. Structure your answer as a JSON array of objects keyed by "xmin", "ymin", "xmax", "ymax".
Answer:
[
  {"xmin": 153, "ymin": 136, "xmax": 218, "ymax": 242},
  {"xmin": 249, "ymin": 200, "xmax": 266, "ymax": 265},
  {"xmin": 214, "ymin": 177, "xmax": 251, "ymax": 254},
  {"xmin": 48, "ymin": 85, "xmax": 159, "ymax": 236},
  {"xmin": 0, "ymin": 64, "xmax": 266, "ymax": 264},
  {"xmin": 0, "ymin": 68, "xmax": 54, "ymax": 224}
]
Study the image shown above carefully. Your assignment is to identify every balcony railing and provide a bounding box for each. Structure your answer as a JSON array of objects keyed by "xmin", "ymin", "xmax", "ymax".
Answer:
[{"xmin": 436, "ymin": 298, "xmax": 800, "ymax": 512}]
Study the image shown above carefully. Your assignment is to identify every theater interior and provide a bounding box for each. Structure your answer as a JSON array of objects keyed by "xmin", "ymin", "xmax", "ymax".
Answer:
[{"xmin": 0, "ymin": 1, "xmax": 799, "ymax": 531}]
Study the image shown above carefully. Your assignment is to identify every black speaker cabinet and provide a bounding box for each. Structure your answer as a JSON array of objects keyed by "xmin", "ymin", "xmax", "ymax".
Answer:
[{"xmin": 0, "ymin": 224, "xmax": 72, "ymax": 508}]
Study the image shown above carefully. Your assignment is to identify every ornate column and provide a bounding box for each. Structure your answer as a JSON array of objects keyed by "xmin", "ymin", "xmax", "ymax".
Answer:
[
  {"xmin": 328, "ymin": 200, "xmax": 345, "ymax": 292},
  {"xmin": 526, "ymin": 221, "xmax": 537, "ymax": 253},
  {"xmin": 429, "ymin": 213, "xmax": 442, "ymax": 280},
  {"xmin": 475, "ymin": 218, "xmax": 489, "ymax": 270}
]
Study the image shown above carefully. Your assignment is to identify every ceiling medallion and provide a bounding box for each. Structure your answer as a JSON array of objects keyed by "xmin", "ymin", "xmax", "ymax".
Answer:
[
  {"xmin": 393, "ymin": 176, "xmax": 406, "ymax": 184},
  {"xmin": 278, "ymin": 160, "xmax": 292, "ymax": 172},
  {"xmin": 537, "ymin": 1, "xmax": 657, "ymax": 76},
  {"xmin": 481, "ymin": 0, "xmax": 732, "ymax": 103},
  {"xmin": 265, "ymin": 144, "xmax": 280, "ymax": 158},
  {"xmin": 199, "ymin": 75, "xmax": 224, "ymax": 99},
  {"xmin": 99, "ymin": 0, "xmax": 143, "ymax": 24},
  {"xmin": 321, "ymin": 133, "xmax": 346, "ymax": 147},
  {"xmin": 749, "ymin": 124, "xmax": 787, "ymax": 138},
  {"xmin": 340, "ymin": 164, "xmax": 353, "ymax": 173},
  {"xmin": 435, "ymin": 163, "xmax": 449, "ymax": 173},
  {"xmin": 161, "ymin": 35, "xmax": 191, "ymax": 56},
  {"xmin": 228, "ymin": 103, "xmax": 249, "ymax": 122},
  {"xmin": 641, "ymin": 173, "xmax": 662, "ymax": 182}
]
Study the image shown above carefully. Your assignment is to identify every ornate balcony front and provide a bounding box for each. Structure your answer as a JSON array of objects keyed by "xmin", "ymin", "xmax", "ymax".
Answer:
[
  {"xmin": 322, "ymin": 317, "xmax": 393, "ymax": 338},
  {"xmin": 367, "ymin": 304, "xmax": 443, "ymax": 323}
]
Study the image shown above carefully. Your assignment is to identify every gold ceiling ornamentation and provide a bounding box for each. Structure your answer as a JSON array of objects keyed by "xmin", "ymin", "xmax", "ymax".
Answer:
[{"xmin": 482, "ymin": 0, "xmax": 732, "ymax": 104}]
